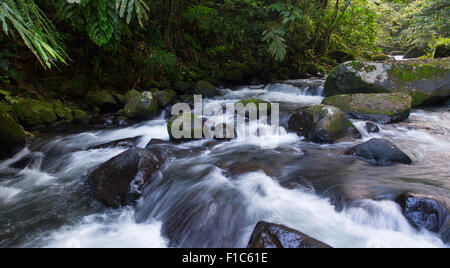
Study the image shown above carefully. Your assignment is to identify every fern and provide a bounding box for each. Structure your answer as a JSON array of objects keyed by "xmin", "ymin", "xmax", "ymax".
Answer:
[
  {"xmin": 115, "ymin": 0, "xmax": 150, "ymax": 27},
  {"xmin": 262, "ymin": 27, "xmax": 287, "ymax": 62},
  {"xmin": 0, "ymin": 0, "xmax": 67, "ymax": 68}
]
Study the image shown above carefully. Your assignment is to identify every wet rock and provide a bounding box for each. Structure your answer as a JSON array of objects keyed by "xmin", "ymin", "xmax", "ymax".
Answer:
[
  {"xmin": 365, "ymin": 122, "xmax": 380, "ymax": 133},
  {"xmin": 89, "ymin": 148, "xmax": 160, "ymax": 208},
  {"xmin": 322, "ymin": 93, "xmax": 412, "ymax": 124},
  {"xmin": 0, "ymin": 112, "xmax": 26, "ymax": 160},
  {"xmin": 324, "ymin": 59, "xmax": 450, "ymax": 107},
  {"xmin": 91, "ymin": 136, "xmax": 142, "ymax": 149},
  {"xmin": 404, "ymin": 45, "xmax": 428, "ymax": 59},
  {"xmin": 288, "ymin": 105, "xmax": 361, "ymax": 144},
  {"xmin": 248, "ymin": 221, "xmax": 332, "ymax": 248},
  {"xmin": 13, "ymin": 100, "xmax": 58, "ymax": 127},
  {"xmin": 145, "ymin": 139, "xmax": 174, "ymax": 148},
  {"xmin": 194, "ymin": 81, "xmax": 218, "ymax": 98},
  {"xmin": 395, "ymin": 193, "xmax": 449, "ymax": 243},
  {"xmin": 167, "ymin": 112, "xmax": 204, "ymax": 142},
  {"xmin": 116, "ymin": 116, "xmax": 132, "ymax": 127},
  {"xmin": 124, "ymin": 91, "xmax": 158, "ymax": 120},
  {"xmin": 345, "ymin": 138, "xmax": 412, "ymax": 165},
  {"xmin": 84, "ymin": 91, "xmax": 118, "ymax": 112}
]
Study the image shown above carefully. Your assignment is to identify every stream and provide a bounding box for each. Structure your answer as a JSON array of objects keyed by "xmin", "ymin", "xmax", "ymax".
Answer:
[{"xmin": 0, "ymin": 79, "xmax": 449, "ymax": 248}]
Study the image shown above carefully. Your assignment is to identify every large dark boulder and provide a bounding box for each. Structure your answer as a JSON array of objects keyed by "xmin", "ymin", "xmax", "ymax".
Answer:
[
  {"xmin": 0, "ymin": 112, "xmax": 26, "ymax": 160},
  {"xmin": 288, "ymin": 105, "xmax": 361, "ymax": 144},
  {"xmin": 434, "ymin": 43, "xmax": 450, "ymax": 59},
  {"xmin": 345, "ymin": 138, "xmax": 412, "ymax": 165},
  {"xmin": 395, "ymin": 193, "xmax": 449, "ymax": 243},
  {"xmin": 404, "ymin": 44, "xmax": 428, "ymax": 59},
  {"xmin": 89, "ymin": 148, "xmax": 159, "ymax": 208},
  {"xmin": 322, "ymin": 93, "xmax": 412, "ymax": 124},
  {"xmin": 91, "ymin": 136, "xmax": 142, "ymax": 150},
  {"xmin": 248, "ymin": 221, "xmax": 332, "ymax": 248},
  {"xmin": 324, "ymin": 59, "xmax": 450, "ymax": 107}
]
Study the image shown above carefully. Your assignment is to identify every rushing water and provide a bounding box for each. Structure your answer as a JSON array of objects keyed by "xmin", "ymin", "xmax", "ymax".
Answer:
[{"xmin": 0, "ymin": 80, "xmax": 449, "ymax": 248}]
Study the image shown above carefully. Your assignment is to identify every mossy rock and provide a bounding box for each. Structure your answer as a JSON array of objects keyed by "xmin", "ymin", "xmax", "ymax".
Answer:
[
  {"xmin": 84, "ymin": 90, "xmax": 117, "ymax": 112},
  {"xmin": 324, "ymin": 59, "xmax": 450, "ymax": 106},
  {"xmin": 73, "ymin": 109, "xmax": 90, "ymax": 125},
  {"xmin": 434, "ymin": 43, "xmax": 450, "ymax": 59},
  {"xmin": 194, "ymin": 81, "xmax": 218, "ymax": 98},
  {"xmin": 287, "ymin": 105, "xmax": 361, "ymax": 144},
  {"xmin": 124, "ymin": 89, "xmax": 141, "ymax": 102},
  {"xmin": 13, "ymin": 99, "xmax": 57, "ymax": 127},
  {"xmin": 174, "ymin": 81, "xmax": 193, "ymax": 92},
  {"xmin": 0, "ymin": 112, "xmax": 26, "ymax": 160},
  {"xmin": 53, "ymin": 100, "xmax": 74, "ymax": 122},
  {"xmin": 124, "ymin": 91, "xmax": 158, "ymax": 120},
  {"xmin": 372, "ymin": 54, "xmax": 391, "ymax": 61},
  {"xmin": 329, "ymin": 50, "xmax": 355, "ymax": 63},
  {"xmin": 235, "ymin": 99, "xmax": 272, "ymax": 114},
  {"xmin": 322, "ymin": 93, "xmax": 412, "ymax": 123},
  {"xmin": 154, "ymin": 89, "xmax": 177, "ymax": 108},
  {"xmin": 167, "ymin": 112, "xmax": 203, "ymax": 142},
  {"xmin": 404, "ymin": 45, "xmax": 428, "ymax": 59}
]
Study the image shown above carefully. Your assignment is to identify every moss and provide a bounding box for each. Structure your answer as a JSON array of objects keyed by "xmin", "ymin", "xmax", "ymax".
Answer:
[
  {"xmin": 408, "ymin": 89, "xmax": 431, "ymax": 107},
  {"xmin": 372, "ymin": 54, "xmax": 391, "ymax": 61},
  {"xmin": 392, "ymin": 61, "xmax": 448, "ymax": 83},
  {"xmin": 124, "ymin": 92, "xmax": 158, "ymax": 119},
  {"xmin": 124, "ymin": 89, "xmax": 141, "ymax": 102},
  {"xmin": 0, "ymin": 112, "xmax": 26, "ymax": 160},
  {"xmin": 13, "ymin": 99, "xmax": 57, "ymax": 127},
  {"xmin": 347, "ymin": 61, "xmax": 377, "ymax": 73},
  {"xmin": 73, "ymin": 109, "xmax": 90, "ymax": 124},
  {"xmin": 154, "ymin": 89, "xmax": 177, "ymax": 107},
  {"xmin": 53, "ymin": 100, "xmax": 74, "ymax": 122},
  {"xmin": 84, "ymin": 90, "xmax": 117, "ymax": 110}
]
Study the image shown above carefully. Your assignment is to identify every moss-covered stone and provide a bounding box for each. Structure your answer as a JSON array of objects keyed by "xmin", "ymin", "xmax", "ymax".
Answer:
[
  {"xmin": 124, "ymin": 91, "xmax": 158, "ymax": 120},
  {"xmin": 154, "ymin": 89, "xmax": 177, "ymax": 107},
  {"xmin": 322, "ymin": 93, "xmax": 412, "ymax": 123},
  {"xmin": 329, "ymin": 50, "xmax": 355, "ymax": 63},
  {"xmin": 124, "ymin": 89, "xmax": 141, "ymax": 102},
  {"xmin": 0, "ymin": 112, "xmax": 26, "ymax": 160},
  {"xmin": 194, "ymin": 81, "xmax": 218, "ymax": 98},
  {"xmin": 167, "ymin": 112, "xmax": 203, "ymax": 142},
  {"xmin": 84, "ymin": 90, "xmax": 117, "ymax": 111},
  {"xmin": 73, "ymin": 109, "xmax": 90, "ymax": 125},
  {"xmin": 434, "ymin": 43, "xmax": 450, "ymax": 59},
  {"xmin": 372, "ymin": 54, "xmax": 391, "ymax": 61},
  {"xmin": 287, "ymin": 105, "xmax": 361, "ymax": 144},
  {"xmin": 53, "ymin": 100, "xmax": 74, "ymax": 122},
  {"xmin": 324, "ymin": 59, "xmax": 450, "ymax": 106},
  {"xmin": 235, "ymin": 99, "xmax": 272, "ymax": 114},
  {"xmin": 13, "ymin": 99, "xmax": 58, "ymax": 127},
  {"xmin": 404, "ymin": 45, "xmax": 428, "ymax": 59}
]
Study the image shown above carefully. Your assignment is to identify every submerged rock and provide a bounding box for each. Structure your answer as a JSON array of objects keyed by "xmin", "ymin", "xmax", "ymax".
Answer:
[
  {"xmin": 324, "ymin": 59, "xmax": 450, "ymax": 106},
  {"xmin": 247, "ymin": 221, "xmax": 332, "ymax": 248},
  {"xmin": 13, "ymin": 99, "xmax": 58, "ymax": 127},
  {"xmin": 322, "ymin": 93, "xmax": 412, "ymax": 123},
  {"xmin": 288, "ymin": 105, "xmax": 361, "ymax": 144},
  {"xmin": 91, "ymin": 136, "xmax": 142, "ymax": 149},
  {"xmin": 124, "ymin": 91, "xmax": 158, "ymax": 120},
  {"xmin": 395, "ymin": 193, "xmax": 449, "ymax": 243},
  {"xmin": 345, "ymin": 138, "xmax": 412, "ymax": 165},
  {"xmin": 90, "ymin": 148, "xmax": 159, "ymax": 208},
  {"xmin": 0, "ymin": 112, "xmax": 26, "ymax": 160},
  {"xmin": 194, "ymin": 81, "xmax": 218, "ymax": 98}
]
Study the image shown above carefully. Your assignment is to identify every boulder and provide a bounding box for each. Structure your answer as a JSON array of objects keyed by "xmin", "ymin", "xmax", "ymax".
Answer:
[
  {"xmin": 345, "ymin": 138, "xmax": 412, "ymax": 165},
  {"xmin": 247, "ymin": 221, "xmax": 332, "ymax": 248},
  {"xmin": 0, "ymin": 112, "xmax": 26, "ymax": 160},
  {"xmin": 194, "ymin": 81, "xmax": 218, "ymax": 98},
  {"xmin": 91, "ymin": 136, "xmax": 141, "ymax": 149},
  {"xmin": 324, "ymin": 60, "xmax": 450, "ymax": 107},
  {"xmin": 395, "ymin": 193, "xmax": 449, "ymax": 243},
  {"xmin": 124, "ymin": 91, "xmax": 158, "ymax": 120},
  {"xmin": 53, "ymin": 100, "xmax": 74, "ymax": 122},
  {"xmin": 365, "ymin": 122, "xmax": 380, "ymax": 133},
  {"xmin": 329, "ymin": 50, "xmax": 355, "ymax": 64},
  {"xmin": 124, "ymin": 89, "xmax": 141, "ymax": 102},
  {"xmin": 434, "ymin": 43, "xmax": 450, "ymax": 59},
  {"xmin": 73, "ymin": 109, "xmax": 90, "ymax": 125},
  {"xmin": 167, "ymin": 112, "xmax": 203, "ymax": 142},
  {"xmin": 84, "ymin": 90, "xmax": 117, "ymax": 112},
  {"xmin": 89, "ymin": 148, "xmax": 159, "ymax": 208},
  {"xmin": 404, "ymin": 44, "xmax": 428, "ymax": 59},
  {"xmin": 288, "ymin": 105, "xmax": 361, "ymax": 144},
  {"xmin": 154, "ymin": 89, "xmax": 177, "ymax": 108},
  {"xmin": 322, "ymin": 93, "xmax": 412, "ymax": 124},
  {"xmin": 13, "ymin": 99, "xmax": 57, "ymax": 127},
  {"xmin": 372, "ymin": 54, "xmax": 391, "ymax": 61}
]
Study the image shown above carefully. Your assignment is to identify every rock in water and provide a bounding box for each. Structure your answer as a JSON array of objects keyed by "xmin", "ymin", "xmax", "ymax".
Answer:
[
  {"xmin": 247, "ymin": 221, "xmax": 332, "ymax": 248},
  {"xmin": 322, "ymin": 93, "xmax": 412, "ymax": 123},
  {"xmin": 366, "ymin": 122, "xmax": 380, "ymax": 133},
  {"xmin": 288, "ymin": 105, "xmax": 361, "ymax": 144},
  {"xmin": 90, "ymin": 148, "xmax": 159, "ymax": 208},
  {"xmin": 91, "ymin": 136, "xmax": 142, "ymax": 149},
  {"xmin": 0, "ymin": 112, "xmax": 26, "ymax": 160},
  {"xmin": 345, "ymin": 138, "xmax": 412, "ymax": 165},
  {"xmin": 395, "ymin": 193, "xmax": 449, "ymax": 243},
  {"xmin": 324, "ymin": 59, "xmax": 450, "ymax": 107},
  {"xmin": 124, "ymin": 91, "xmax": 158, "ymax": 120},
  {"xmin": 194, "ymin": 81, "xmax": 218, "ymax": 98}
]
